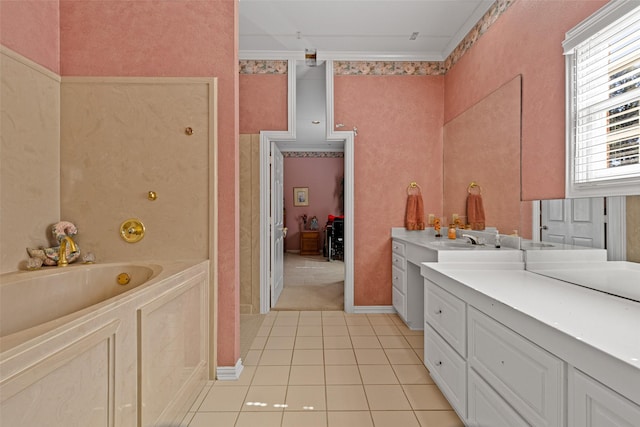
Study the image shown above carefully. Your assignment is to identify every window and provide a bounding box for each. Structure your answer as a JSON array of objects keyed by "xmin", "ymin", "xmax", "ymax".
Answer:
[{"xmin": 564, "ymin": 1, "xmax": 640, "ymax": 197}]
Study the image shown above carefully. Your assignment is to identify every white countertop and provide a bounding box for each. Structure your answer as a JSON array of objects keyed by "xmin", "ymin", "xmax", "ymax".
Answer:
[
  {"xmin": 421, "ymin": 262, "xmax": 640, "ymax": 403},
  {"xmin": 391, "ymin": 227, "xmax": 523, "ymax": 263}
]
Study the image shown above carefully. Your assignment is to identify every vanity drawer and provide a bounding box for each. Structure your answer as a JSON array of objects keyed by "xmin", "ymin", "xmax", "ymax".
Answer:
[
  {"xmin": 468, "ymin": 307, "xmax": 564, "ymax": 427},
  {"xmin": 468, "ymin": 368, "xmax": 529, "ymax": 427},
  {"xmin": 424, "ymin": 280, "xmax": 466, "ymax": 357},
  {"xmin": 392, "ymin": 265, "xmax": 406, "ymax": 293},
  {"xmin": 424, "ymin": 324, "xmax": 466, "ymax": 418},
  {"xmin": 391, "ymin": 253, "xmax": 406, "ymax": 271},
  {"xmin": 392, "ymin": 286, "xmax": 406, "ymax": 321},
  {"xmin": 391, "ymin": 240, "xmax": 406, "ymax": 257}
]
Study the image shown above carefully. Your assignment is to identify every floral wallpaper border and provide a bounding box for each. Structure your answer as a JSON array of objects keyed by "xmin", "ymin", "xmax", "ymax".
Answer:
[
  {"xmin": 283, "ymin": 151, "xmax": 344, "ymax": 158},
  {"xmin": 239, "ymin": 60, "xmax": 288, "ymax": 74},
  {"xmin": 239, "ymin": 0, "xmax": 514, "ymax": 76}
]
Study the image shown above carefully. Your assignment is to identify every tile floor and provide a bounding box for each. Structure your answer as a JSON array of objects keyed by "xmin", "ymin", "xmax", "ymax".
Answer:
[{"xmin": 182, "ymin": 310, "xmax": 464, "ymax": 427}]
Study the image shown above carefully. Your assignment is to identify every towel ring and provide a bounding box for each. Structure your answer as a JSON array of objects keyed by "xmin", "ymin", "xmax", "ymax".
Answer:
[
  {"xmin": 407, "ymin": 181, "xmax": 422, "ymax": 195},
  {"xmin": 468, "ymin": 182, "xmax": 482, "ymax": 194}
]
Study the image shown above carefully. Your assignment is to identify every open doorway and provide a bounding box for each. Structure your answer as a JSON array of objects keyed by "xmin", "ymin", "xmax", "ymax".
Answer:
[
  {"xmin": 271, "ymin": 151, "xmax": 345, "ymax": 311},
  {"xmin": 258, "ymin": 59, "xmax": 355, "ymax": 314}
]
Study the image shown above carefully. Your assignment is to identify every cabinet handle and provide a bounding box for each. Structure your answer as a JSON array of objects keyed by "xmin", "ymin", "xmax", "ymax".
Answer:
[{"xmin": 435, "ymin": 309, "xmax": 442, "ymax": 315}]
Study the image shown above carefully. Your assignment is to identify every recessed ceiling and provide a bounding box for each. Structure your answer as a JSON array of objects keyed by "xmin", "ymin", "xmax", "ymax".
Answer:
[{"xmin": 239, "ymin": 0, "xmax": 495, "ymax": 61}]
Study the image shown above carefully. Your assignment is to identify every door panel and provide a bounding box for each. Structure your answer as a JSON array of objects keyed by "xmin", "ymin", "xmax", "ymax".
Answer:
[
  {"xmin": 541, "ymin": 198, "xmax": 605, "ymax": 248},
  {"xmin": 270, "ymin": 144, "xmax": 284, "ymax": 307}
]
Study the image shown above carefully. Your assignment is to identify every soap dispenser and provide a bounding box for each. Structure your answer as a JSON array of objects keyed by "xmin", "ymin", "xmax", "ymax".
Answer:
[
  {"xmin": 448, "ymin": 224, "xmax": 457, "ymax": 240},
  {"xmin": 494, "ymin": 231, "xmax": 501, "ymax": 248}
]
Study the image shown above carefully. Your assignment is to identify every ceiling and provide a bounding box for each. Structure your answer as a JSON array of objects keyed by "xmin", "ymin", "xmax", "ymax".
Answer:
[{"xmin": 239, "ymin": 0, "xmax": 495, "ymax": 61}]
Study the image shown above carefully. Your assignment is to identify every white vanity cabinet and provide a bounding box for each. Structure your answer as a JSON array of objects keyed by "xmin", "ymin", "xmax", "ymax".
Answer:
[
  {"xmin": 423, "ymin": 279, "xmax": 468, "ymax": 417},
  {"xmin": 391, "ymin": 240, "xmax": 407, "ymax": 322},
  {"xmin": 422, "ymin": 263, "xmax": 640, "ymax": 427},
  {"xmin": 391, "ymin": 238, "xmax": 436, "ymax": 329},
  {"xmin": 424, "ymin": 278, "xmax": 564, "ymax": 426},
  {"xmin": 569, "ymin": 368, "xmax": 640, "ymax": 427}
]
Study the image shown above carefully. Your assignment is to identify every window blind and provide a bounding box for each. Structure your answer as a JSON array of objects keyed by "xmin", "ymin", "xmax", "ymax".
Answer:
[{"xmin": 564, "ymin": 1, "xmax": 640, "ymax": 196}]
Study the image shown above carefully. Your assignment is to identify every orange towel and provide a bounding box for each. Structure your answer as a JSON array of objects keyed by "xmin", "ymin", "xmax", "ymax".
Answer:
[
  {"xmin": 405, "ymin": 194, "xmax": 426, "ymax": 230},
  {"xmin": 467, "ymin": 193, "xmax": 486, "ymax": 230}
]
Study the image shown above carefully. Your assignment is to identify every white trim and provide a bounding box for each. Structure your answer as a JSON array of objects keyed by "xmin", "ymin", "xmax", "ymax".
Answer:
[
  {"xmin": 531, "ymin": 201, "xmax": 541, "ymax": 242},
  {"xmin": 563, "ymin": 0, "xmax": 639, "ymax": 54},
  {"xmin": 352, "ymin": 306, "xmax": 397, "ymax": 314},
  {"xmin": 215, "ymin": 359, "xmax": 244, "ymax": 381},
  {"xmin": 240, "ymin": 49, "xmax": 442, "ymax": 62},
  {"xmin": 606, "ymin": 196, "xmax": 627, "ymax": 261}
]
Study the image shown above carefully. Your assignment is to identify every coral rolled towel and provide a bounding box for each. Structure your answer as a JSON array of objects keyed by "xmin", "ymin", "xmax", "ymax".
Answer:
[
  {"xmin": 405, "ymin": 194, "xmax": 426, "ymax": 230},
  {"xmin": 467, "ymin": 193, "xmax": 486, "ymax": 230}
]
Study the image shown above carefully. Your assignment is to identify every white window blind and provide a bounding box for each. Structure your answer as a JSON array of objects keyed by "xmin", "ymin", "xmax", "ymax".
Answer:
[{"xmin": 564, "ymin": 1, "xmax": 640, "ymax": 197}]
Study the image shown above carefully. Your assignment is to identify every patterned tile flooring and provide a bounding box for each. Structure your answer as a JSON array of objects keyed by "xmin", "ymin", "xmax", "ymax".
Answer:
[{"xmin": 182, "ymin": 310, "xmax": 464, "ymax": 427}]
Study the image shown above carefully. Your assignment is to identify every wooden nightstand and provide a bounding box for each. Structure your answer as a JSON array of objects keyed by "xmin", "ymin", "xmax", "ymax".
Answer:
[{"xmin": 299, "ymin": 230, "xmax": 320, "ymax": 255}]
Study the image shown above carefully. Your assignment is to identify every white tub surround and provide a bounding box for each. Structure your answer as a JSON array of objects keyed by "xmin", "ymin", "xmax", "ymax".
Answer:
[
  {"xmin": 391, "ymin": 227, "xmax": 522, "ymax": 329},
  {"xmin": 0, "ymin": 260, "xmax": 209, "ymax": 427},
  {"xmin": 421, "ymin": 262, "xmax": 640, "ymax": 427}
]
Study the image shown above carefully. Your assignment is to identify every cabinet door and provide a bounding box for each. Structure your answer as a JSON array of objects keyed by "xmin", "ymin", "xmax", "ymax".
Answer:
[
  {"xmin": 569, "ymin": 368, "xmax": 640, "ymax": 427},
  {"xmin": 468, "ymin": 307, "xmax": 564, "ymax": 427},
  {"xmin": 392, "ymin": 286, "xmax": 406, "ymax": 321},
  {"xmin": 468, "ymin": 368, "xmax": 529, "ymax": 427}
]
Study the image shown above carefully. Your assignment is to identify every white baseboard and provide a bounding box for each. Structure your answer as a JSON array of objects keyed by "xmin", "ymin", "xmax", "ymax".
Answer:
[
  {"xmin": 352, "ymin": 305, "xmax": 396, "ymax": 314},
  {"xmin": 216, "ymin": 358, "xmax": 244, "ymax": 381}
]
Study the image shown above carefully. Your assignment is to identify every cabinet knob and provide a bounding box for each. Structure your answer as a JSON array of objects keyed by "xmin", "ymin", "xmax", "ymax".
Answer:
[
  {"xmin": 435, "ymin": 309, "xmax": 442, "ymax": 315},
  {"xmin": 436, "ymin": 361, "xmax": 442, "ymax": 366}
]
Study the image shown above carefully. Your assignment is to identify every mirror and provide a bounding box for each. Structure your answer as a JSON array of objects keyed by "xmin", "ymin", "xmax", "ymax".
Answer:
[
  {"xmin": 442, "ymin": 75, "xmax": 637, "ymax": 264},
  {"xmin": 530, "ymin": 195, "xmax": 639, "ymax": 263},
  {"xmin": 443, "ymin": 75, "xmax": 529, "ymax": 237}
]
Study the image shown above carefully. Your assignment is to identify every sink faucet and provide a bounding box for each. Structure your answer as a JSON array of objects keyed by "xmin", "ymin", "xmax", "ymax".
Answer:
[
  {"xmin": 462, "ymin": 234, "xmax": 479, "ymax": 245},
  {"xmin": 58, "ymin": 235, "xmax": 78, "ymax": 267}
]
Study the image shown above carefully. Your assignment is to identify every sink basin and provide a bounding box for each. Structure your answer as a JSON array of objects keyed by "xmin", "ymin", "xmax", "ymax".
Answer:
[
  {"xmin": 522, "ymin": 242, "xmax": 555, "ymax": 249},
  {"xmin": 428, "ymin": 240, "xmax": 474, "ymax": 249}
]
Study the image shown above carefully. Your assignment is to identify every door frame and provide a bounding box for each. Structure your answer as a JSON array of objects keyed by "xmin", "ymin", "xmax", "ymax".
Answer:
[
  {"xmin": 532, "ymin": 196, "xmax": 626, "ymax": 260},
  {"xmin": 259, "ymin": 59, "xmax": 355, "ymax": 313}
]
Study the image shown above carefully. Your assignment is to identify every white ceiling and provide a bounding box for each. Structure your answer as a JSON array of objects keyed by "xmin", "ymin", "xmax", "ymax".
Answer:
[{"xmin": 239, "ymin": 0, "xmax": 495, "ymax": 61}]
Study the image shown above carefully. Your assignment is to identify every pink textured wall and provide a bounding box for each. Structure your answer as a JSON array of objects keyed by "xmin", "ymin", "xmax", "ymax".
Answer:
[
  {"xmin": 283, "ymin": 157, "xmax": 344, "ymax": 251},
  {"xmin": 240, "ymin": 74, "xmax": 288, "ymax": 133},
  {"xmin": 334, "ymin": 75, "xmax": 444, "ymax": 306},
  {"xmin": 445, "ymin": 0, "xmax": 607, "ymax": 201},
  {"xmin": 59, "ymin": 0, "xmax": 240, "ymax": 367},
  {"xmin": 0, "ymin": 0, "xmax": 60, "ymax": 73}
]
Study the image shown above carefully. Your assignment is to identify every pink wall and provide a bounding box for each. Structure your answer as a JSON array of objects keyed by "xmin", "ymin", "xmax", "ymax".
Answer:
[
  {"xmin": 283, "ymin": 157, "xmax": 344, "ymax": 251},
  {"xmin": 59, "ymin": 0, "xmax": 240, "ymax": 367},
  {"xmin": 240, "ymin": 74, "xmax": 288, "ymax": 133},
  {"xmin": 445, "ymin": 0, "xmax": 607, "ymax": 201},
  {"xmin": 0, "ymin": 0, "xmax": 60, "ymax": 73},
  {"xmin": 334, "ymin": 75, "xmax": 444, "ymax": 306}
]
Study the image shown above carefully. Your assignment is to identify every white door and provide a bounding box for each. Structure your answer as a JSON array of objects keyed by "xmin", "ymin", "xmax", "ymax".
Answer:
[
  {"xmin": 270, "ymin": 143, "xmax": 285, "ymax": 307},
  {"xmin": 541, "ymin": 198, "xmax": 605, "ymax": 248}
]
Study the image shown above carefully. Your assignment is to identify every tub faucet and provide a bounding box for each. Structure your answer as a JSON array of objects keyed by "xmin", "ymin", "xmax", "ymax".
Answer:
[
  {"xmin": 58, "ymin": 235, "xmax": 78, "ymax": 267},
  {"xmin": 462, "ymin": 234, "xmax": 479, "ymax": 245}
]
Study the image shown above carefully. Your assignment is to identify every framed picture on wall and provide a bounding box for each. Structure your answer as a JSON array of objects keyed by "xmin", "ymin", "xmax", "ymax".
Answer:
[{"xmin": 293, "ymin": 187, "xmax": 309, "ymax": 206}]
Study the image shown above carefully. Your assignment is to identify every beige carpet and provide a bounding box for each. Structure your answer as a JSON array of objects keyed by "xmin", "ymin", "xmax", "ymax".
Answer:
[{"xmin": 272, "ymin": 253, "xmax": 344, "ymax": 311}]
